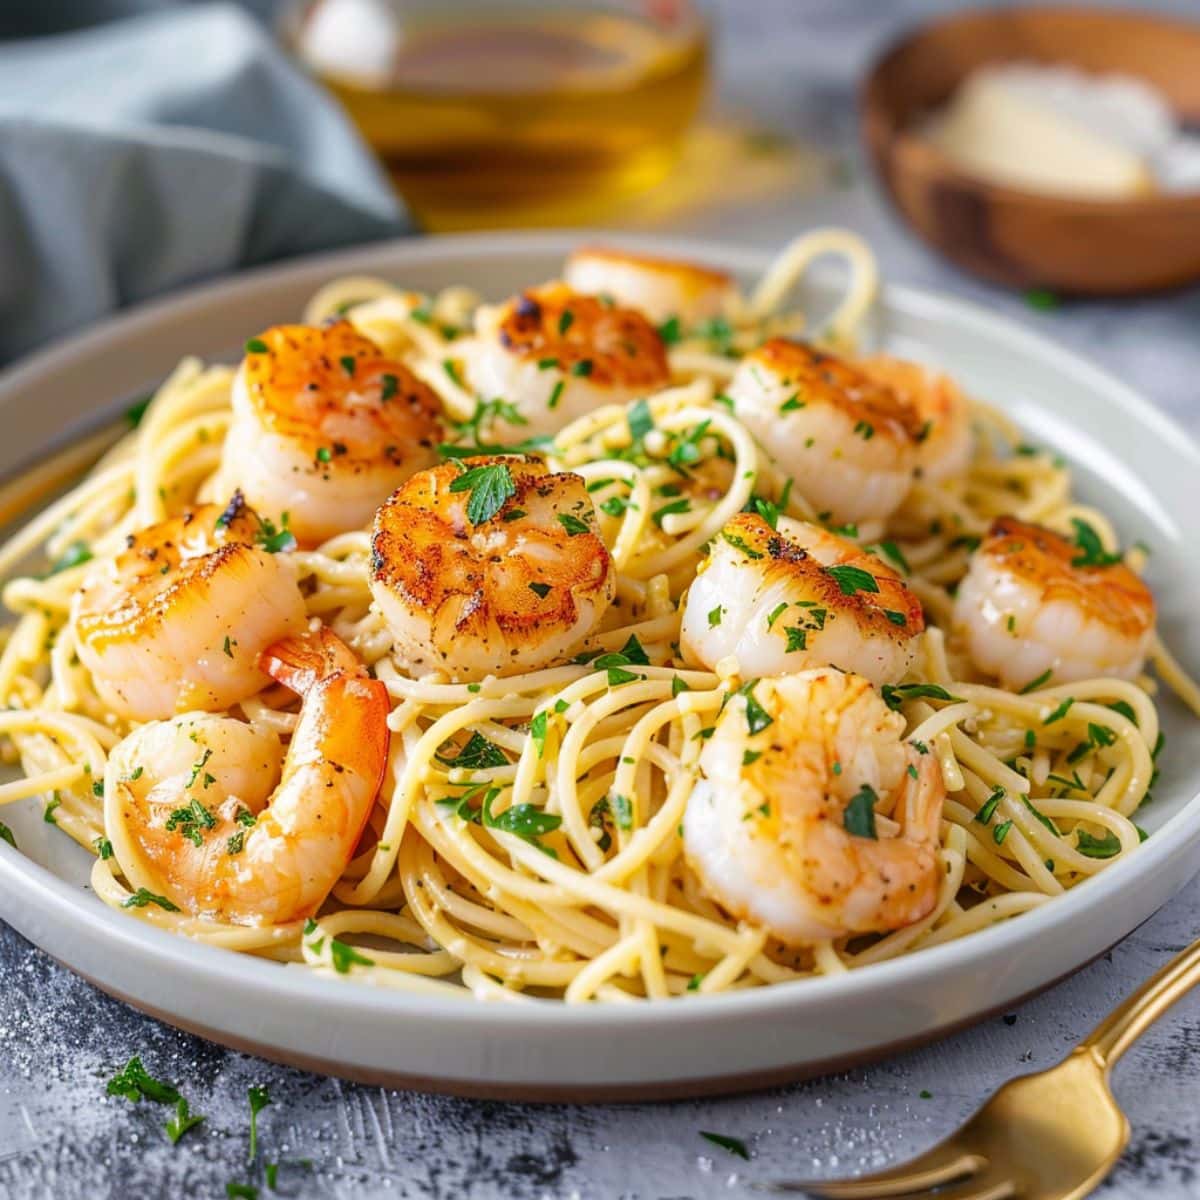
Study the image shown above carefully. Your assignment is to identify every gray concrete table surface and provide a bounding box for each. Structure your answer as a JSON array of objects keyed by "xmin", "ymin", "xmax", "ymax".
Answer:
[{"xmin": 4, "ymin": 1, "xmax": 1200, "ymax": 1196}]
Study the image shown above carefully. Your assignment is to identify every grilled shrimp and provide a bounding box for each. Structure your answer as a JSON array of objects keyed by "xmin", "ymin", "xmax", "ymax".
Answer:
[
  {"xmin": 461, "ymin": 283, "xmax": 670, "ymax": 438},
  {"xmin": 859, "ymin": 355, "xmax": 974, "ymax": 483},
  {"xmin": 727, "ymin": 339, "xmax": 922, "ymax": 524},
  {"xmin": 370, "ymin": 456, "xmax": 615, "ymax": 680},
  {"xmin": 685, "ymin": 669, "xmax": 944, "ymax": 944},
  {"xmin": 218, "ymin": 321, "xmax": 443, "ymax": 545},
  {"xmin": 107, "ymin": 628, "xmax": 389, "ymax": 925},
  {"xmin": 71, "ymin": 498, "xmax": 308, "ymax": 721},
  {"xmin": 563, "ymin": 246, "xmax": 738, "ymax": 326},
  {"xmin": 954, "ymin": 516, "xmax": 1155, "ymax": 688},
  {"xmin": 681, "ymin": 514, "xmax": 923, "ymax": 686}
]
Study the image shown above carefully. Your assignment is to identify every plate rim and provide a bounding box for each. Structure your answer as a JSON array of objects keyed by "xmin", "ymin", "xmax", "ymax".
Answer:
[{"xmin": 0, "ymin": 229, "xmax": 1197, "ymax": 1034}]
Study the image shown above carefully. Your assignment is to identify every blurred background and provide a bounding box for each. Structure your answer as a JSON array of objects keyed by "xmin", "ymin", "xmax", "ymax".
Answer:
[{"xmin": 3, "ymin": 0, "xmax": 1198, "ymax": 379}]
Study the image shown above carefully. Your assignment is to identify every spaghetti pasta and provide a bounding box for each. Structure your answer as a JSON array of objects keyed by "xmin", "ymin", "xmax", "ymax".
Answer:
[{"xmin": 0, "ymin": 229, "xmax": 1194, "ymax": 1003}]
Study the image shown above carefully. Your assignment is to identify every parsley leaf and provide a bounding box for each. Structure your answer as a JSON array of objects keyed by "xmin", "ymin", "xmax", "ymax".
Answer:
[
  {"xmin": 449, "ymin": 462, "xmax": 517, "ymax": 524},
  {"xmin": 880, "ymin": 683, "xmax": 960, "ymax": 711},
  {"xmin": 1076, "ymin": 829, "xmax": 1122, "ymax": 859},
  {"xmin": 122, "ymin": 888, "xmax": 181, "ymax": 912},
  {"xmin": 825, "ymin": 564, "xmax": 879, "ymax": 596},
  {"xmin": 107, "ymin": 1056, "xmax": 180, "ymax": 1104},
  {"xmin": 700, "ymin": 1130, "xmax": 749, "ymax": 1160},
  {"xmin": 843, "ymin": 784, "xmax": 878, "ymax": 839},
  {"xmin": 557, "ymin": 513, "xmax": 591, "ymax": 536},
  {"xmin": 164, "ymin": 1096, "xmax": 205, "ymax": 1145},
  {"xmin": 435, "ymin": 731, "xmax": 508, "ymax": 770},
  {"xmin": 1070, "ymin": 518, "xmax": 1122, "ymax": 568}
]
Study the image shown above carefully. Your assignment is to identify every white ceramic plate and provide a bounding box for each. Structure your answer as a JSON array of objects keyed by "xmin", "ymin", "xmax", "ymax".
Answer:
[{"xmin": 0, "ymin": 233, "xmax": 1197, "ymax": 1100}]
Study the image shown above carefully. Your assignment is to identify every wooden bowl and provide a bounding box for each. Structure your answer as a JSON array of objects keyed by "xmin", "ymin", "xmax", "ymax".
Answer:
[{"xmin": 860, "ymin": 6, "xmax": 1200, "ymax": 295}]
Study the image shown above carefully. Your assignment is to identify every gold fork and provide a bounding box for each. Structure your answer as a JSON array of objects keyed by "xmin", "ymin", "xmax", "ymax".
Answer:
[{"xmin": 766, "ymin": 934, "xmax": 1200, "ymax": 1199}]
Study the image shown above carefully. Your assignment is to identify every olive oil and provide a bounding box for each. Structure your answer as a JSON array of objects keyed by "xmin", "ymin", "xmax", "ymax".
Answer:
[{"xmin": 288, "ymin": 3, "xmax": 708, "ymax": 230}]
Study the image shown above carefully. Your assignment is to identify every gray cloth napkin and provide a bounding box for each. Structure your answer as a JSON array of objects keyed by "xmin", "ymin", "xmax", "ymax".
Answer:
[{"xmin": 0, "ymin": 2, "xmax": 407, "ymax": 364}]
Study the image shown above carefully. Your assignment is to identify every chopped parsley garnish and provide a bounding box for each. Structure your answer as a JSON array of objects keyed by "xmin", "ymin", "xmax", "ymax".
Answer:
[
  {"xmin": 45, "ymin": 540, "xmax": 93, "ymax": 576},
  {"xmin": 694, "ymin": 316, "xmax": 735, "ymax": 355},
  {"xmin": 588, "ymin": 797, "xmax": 613, "ymax": 852},
  {"xmin": 164, "ymin": 1097, "xmax": 205, "ymax": 1145},
  {"xmin": 993, "ymin": 819, "xmax": 1013, "ymax": 845},
  {"xmin": 873, "ymin": 539, "xmax": 911, "ymax": 574},
  {"xmin": 976, "ymin": 788, "xmax": 1004, "ymax": 825},
  {"xmin": 736, "ymin": 681, "xmax": 773, "ymax": 735},
  {"xmin": 226, "ymin": 1185, "xmax": 258, "ymax": 1200},
  {"xmin": 0, "ymin": 823, "xmax": 15, "ymax": 850},
  {"xmin": 853, "ymin": 419, "xmax": 875, "ymax": 440},
  {"xmin": 1025, "ymin": 288, "xmax": 1060, "ymax": 311},
  {"xmin": 1019, "ymin": 669, "xmax": 1053, "ymax": 694},
  {"xmin": 843, "ymin": 784, "xmax": 878, "ymax": 839},
  {"xmin": 627, "ymin": 398, "xmax": 654, "ymax": 443},
  {"xmin": 315, "ymin": 446, "xmax": 332, "ymax": 464},
  {"xmin": 1070, "ymin": 518, "xmax": 1122, "ymax": 568},
  {"xmin": 557, "ymin": 512, "xmax": 591, "ymax": 536},
  {"xmin": 339, "ymin": 355, "xmax": 357, "ymax": 377},
  {"xmin": 125, "ymin": 394, "xmax": 153, "ymax": 427},
  {"xmin": 380, "ymin": 373, "xmax": 398, "ymax": 401},
  {"xmin": 1043, "ymin": 697, "xmax": 1075, "ymax": 725},
  {"xmin": 611, "ymin": 793, "xmax": 633, "ymax": 831},
  {"xmin": 529, "ymin": 710, "xmax": 549, "ymax": 757},
  {"xmin": 435, "ymin": 731, "xmax": 508, "ymax": 771},
  {"xmin": 107, "ymin": 1056, "xmax": 180, "ymax": 1104},
  {"xmin": 881, "ymin": 683, "xmax": 960, "ymax": 711},
  {"xmin": 93, "ymin": 836, "xmax": 113, "ymax": 859},
  {"xmin": 707, "ymin": 605, "xmax": 724, "ymax": 628},
  {"xmin": 1076, "ymin": 829, "xmax": 1122, "ymax": 859},
  {"xmin": 721, "ymin": 529, "xmax": 764, "ymax": 559},
  {"xmin": 247, "ymin": 1083, "xmax": 273, "ymax": 1165},
  {"xmin": 442, "ymin": 359, "xmax": 466, "ymax": 388},
  {"xmin": 1108, "ymin": 699, "xmax": 1139, "ymax": 726},
  {"xmin": 558, "ymin": 310, "xmax": 574, "ymax": 335},
  {"xmin": 253, "ymin": 512, "xmax": 297, "ymax": 554},
  {"xmin": 571, "ymin": 359, "xmax": 593, "ymax": 377},
  {"xmin": 244, "ymin": 338, "xmax": 268, "ymax": 354},
  {"xmin": 449, "ymin": 462, "xmax": 517, "ymax": 524},
  {"xmin": 783, "ymin": 627, "xmax": 807, "ymax": 653},
  {"xmin": 657, "ymin": 316, "xmax": 681, "ymax": 344},
  {"xmin": 43, "ymin": 796, "xmax": 60, "ymax": 824},
  {"xmin": 165, "ymin": 797, "xmax": 217, "ymax": 847},
  {"xmin": 779, "ymin": 394, "xmax": 804, "ymax": 413},
  {"xmin": 743, "ymin": 750, "xmax": 762, "ymax": 767},
  {"xmin": 329, "ymin": 939, "xmax": 375, "ymax": 976},
  {"xmin": 825, "ymin": 564, "xmax": 879, "ymax": 596},
  {"xmin": 123, "ymin": 888, "xmax": 180, "ymax": 912},
  {"xmin": 647, "ymin": 497, "xmax": 689, "ymax": 529},
  {"xmin": 548, "ymin": 380, "xmax": 565, "ymax": 409},
  {"xmin": 226, "ymin": 832, "xmax": 246, "ymax": 856},
  {"xmin": 671, "ymin": 676, "xmax": 690, "ymax": 698},
  {"xmin": 699, "ymin": 1131, "xmax": 749, "ymax": 1160},
  {"xmin": 619, "ymin": 634, "xmax": 650, "ymax": 665},
  {"xmin": 528, "ymin": 581, "xmax": 551, "ymax": 599},
  {"xmin": 600, "ymin": 495, "xmax": 629, "ymax": 518},
  {"xmin": 883, "ymin": 609, "xmax": 907, "ymax": 627}
]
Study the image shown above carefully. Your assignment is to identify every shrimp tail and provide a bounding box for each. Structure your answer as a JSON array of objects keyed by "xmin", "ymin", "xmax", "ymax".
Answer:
[
  {"xmin": 899, "ymin": 752, "xmax": 946, "ymax": 844},
  {"xmin": 261, "ymin": 626, "xmax": 368, "ymax": 695}
]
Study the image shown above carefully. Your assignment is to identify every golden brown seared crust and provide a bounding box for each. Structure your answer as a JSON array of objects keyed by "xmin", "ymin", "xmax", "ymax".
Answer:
[
  {"xmin": 242, "ymin": 321, "xmax": 443, "ymax": 463},
  {"xmin": 74, "ymin": 500, "xmax": 265, "ymax": 649},
  {"xmin": 750, "ymin": 339, "xmax": 926, "ymax": 444},
  {"xmin": 568, "ymin": 246, "xmax": 734, "ymax": 291},
  {"xmin": 722, "ymin": 513, "xmax": 925, "ymax": 639},
  {"xmin": 493, "ymin": 283, "xmax": 670, "ymax": 387},
  {"xmin": 985, "ymin": 516, "xmax": 1154, "ymax": 636},
  {"xmin": 370, "ymin": 456, "xmax": 612, "ymax": 642}
]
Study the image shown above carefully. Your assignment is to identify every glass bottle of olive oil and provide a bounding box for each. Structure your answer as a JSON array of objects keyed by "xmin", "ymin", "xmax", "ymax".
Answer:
[{"xmin": 283, "ymin": 0, "xmax": 709, "ymax": 230}]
